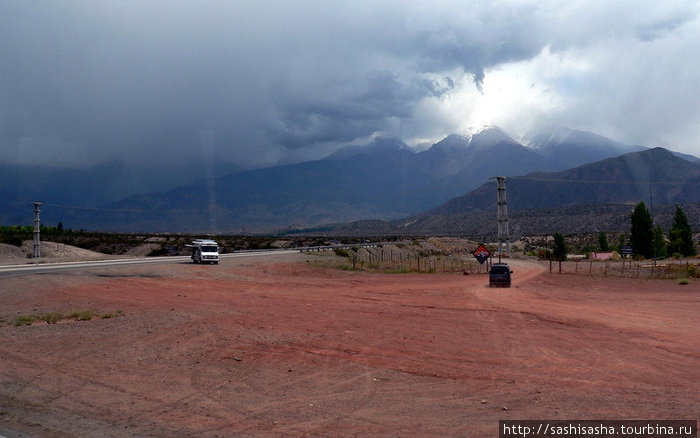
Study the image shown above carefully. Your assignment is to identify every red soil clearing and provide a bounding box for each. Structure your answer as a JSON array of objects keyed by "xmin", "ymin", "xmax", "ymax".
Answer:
[{"xmin": 0, "ymin": 254, "xmax": 698, "ymax": 437}]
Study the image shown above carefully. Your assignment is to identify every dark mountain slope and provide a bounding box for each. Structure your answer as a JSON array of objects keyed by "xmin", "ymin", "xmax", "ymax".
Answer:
[
  {"xmin": 5, "ymin": 127, "xmax": 697, "ymax": 233},
  {"xmin": 85, "ymin": 139, "xmax": 436, "ymax": 232},
  {"xmin": 416, "ymin": 127, "xmax": 553, "ymax": 201},
  {"xmin": 331, "ymin": 147, "xmax": 700, "ymax": 236},
  {"xmin": 427, "ymin": 147, "xmax": 700, "ymax": 216}
]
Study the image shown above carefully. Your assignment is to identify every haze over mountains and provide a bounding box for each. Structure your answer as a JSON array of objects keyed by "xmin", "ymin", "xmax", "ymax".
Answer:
[{"xmin": 1, "ymin": 126, "xmax": 698, "ymax": 234}]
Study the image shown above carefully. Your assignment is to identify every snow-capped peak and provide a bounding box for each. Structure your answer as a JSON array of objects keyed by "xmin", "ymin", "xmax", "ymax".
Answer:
[
  {"xmin": 462, "ymin": 124, "xmax": 498, "ymax": 138},
  {"xmin": 464, "ymin": 125, "xmax": 514, "ymax": 150}
]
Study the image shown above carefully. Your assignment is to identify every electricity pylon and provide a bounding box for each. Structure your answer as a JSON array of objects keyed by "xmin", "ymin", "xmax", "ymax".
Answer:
[
  {"xmin": 33, "ymin": 202, "xmax": 42, "ymax": 259},
  {"xmin": 494, "ymin": 177, "xmax": 510, "ymax": 259}
]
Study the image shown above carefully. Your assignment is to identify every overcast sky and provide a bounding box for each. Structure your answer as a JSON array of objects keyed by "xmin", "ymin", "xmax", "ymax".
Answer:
[{"xmin": 1, "ymin": 0, "xmax": 699, "ymax": 168}]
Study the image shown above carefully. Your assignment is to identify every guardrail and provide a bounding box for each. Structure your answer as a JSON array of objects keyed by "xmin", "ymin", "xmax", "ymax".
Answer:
[{"xmin": 226, "ymin": 242, "xmax": 393, "ymax": 254}]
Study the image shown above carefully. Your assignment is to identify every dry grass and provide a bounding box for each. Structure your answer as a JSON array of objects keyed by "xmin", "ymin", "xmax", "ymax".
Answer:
[{"xmin": 9, "ymin": 309, "xmax": 124, "ymax": 327}]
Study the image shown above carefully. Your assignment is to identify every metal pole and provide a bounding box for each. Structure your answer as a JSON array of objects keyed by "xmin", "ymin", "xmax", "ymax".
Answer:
[{"xmin": 33, "ymin": 202, "xmax": 43, "ymax": 259}]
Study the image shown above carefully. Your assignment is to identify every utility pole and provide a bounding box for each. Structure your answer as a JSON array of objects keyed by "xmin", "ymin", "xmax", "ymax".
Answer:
[
  {"xmin": 494, "ymin": 177, "xmax": 510, "ymax": 261},
  {"xmin": 649, "ymin": 178, "xmax": 655, "ymax": 260},
  {"xmin": 33, "ymin": 202, "xmax": 43, "ymax": 259}
]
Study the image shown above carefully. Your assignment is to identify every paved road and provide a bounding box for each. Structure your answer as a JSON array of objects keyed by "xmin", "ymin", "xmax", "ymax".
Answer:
[{"xmin": 0, "ymin": 249, "xmax": 300, "ymax": 278}]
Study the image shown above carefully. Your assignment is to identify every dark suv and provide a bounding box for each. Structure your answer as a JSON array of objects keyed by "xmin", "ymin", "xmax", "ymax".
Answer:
[{"xmin": 489, "ymin": 263, "xmax": 513, "ymax": 287}]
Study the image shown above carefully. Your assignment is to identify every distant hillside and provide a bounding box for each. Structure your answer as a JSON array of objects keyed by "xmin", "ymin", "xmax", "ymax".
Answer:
[
  {"xmin": 292, "ymin": 147, "xmax": 700, "ymax": 236},
  {"xmin": 311, "ymin": 203, "xmax": 700, "ymax": 237},
  {"xmin": 0, "ymin": 160, "xmax": 244, "ymax": 226},
  {"xmin": 426, "ymin": 147, "xmax": 700, "ymax": 216},
  {"xmin": 2, "ymin": 127, "xmax": 698, "ymax": 233}
]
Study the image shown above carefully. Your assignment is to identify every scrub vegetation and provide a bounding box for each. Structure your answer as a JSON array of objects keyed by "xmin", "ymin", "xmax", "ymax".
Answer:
[{"xmin": 7, "ymin": 309, "xmax": 124, "ymax": 327}]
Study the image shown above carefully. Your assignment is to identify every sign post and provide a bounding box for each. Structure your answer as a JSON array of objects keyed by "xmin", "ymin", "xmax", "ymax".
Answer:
[
  {"xmin": 621, "ymin": 244, "xmax": 633, "ymax": 258},
  {"xmin": 473, "ymin": 244, "xmax": 491, "ymax": 272}
]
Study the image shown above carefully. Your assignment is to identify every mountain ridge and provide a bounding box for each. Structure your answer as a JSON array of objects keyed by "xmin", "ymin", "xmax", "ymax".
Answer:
[
  {"xmin": 316, "ymin": 147, "xmax": 700, "ymax": 236},
  {"xmin": 1, "ymin": 127, "xmax": 698, "ymax": 232}
]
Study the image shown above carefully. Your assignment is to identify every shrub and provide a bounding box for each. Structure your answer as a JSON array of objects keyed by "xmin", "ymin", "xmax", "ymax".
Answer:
[
  {"xmin": 333, "ymin": 248, "xmax": 350, "ymax": 258},
  {"xmin": 8, "ymin": 309, "xmax": 122, "ymax": 326},
  {"xmin": 68, "ymin": 309, "xmax": 95, "ymax": 321},
  {"xmin": 13, "ymin": 315, "xmax": 36, "ymax": 326},
  {"xmin": 41, "ymin": 312, "xmax": 64, "ymax": 324},
  {"xmin": 147, "ymin": 246, "xmax": 169, "ymax": 257},
  {"xmin": 384, "ymin": 268, "xmax": 412, "ymax": 274},
  {"xmin": 3, "ymin": 236, "xmax": 23, "ymax": 247}
]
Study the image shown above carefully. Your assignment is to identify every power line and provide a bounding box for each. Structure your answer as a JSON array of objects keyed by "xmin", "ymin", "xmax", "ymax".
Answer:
[{"xmin": 509, "ymin": 176, "xmax": 700, "ymax": 185}]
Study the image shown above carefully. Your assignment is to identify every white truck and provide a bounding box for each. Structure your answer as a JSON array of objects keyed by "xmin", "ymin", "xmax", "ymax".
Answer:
[{"xmin": 186, "ymin": 239, "xmax": 220, "ymax": 264}]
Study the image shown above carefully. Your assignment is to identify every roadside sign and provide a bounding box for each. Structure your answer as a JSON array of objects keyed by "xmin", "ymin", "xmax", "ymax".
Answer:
[
  {"xmin": 473, "ymin": 244, "xmax": 491, "ymax": 264},
  {"xmin": 621, "ymin": 245, "xmax": 632, "ymax": 256}
]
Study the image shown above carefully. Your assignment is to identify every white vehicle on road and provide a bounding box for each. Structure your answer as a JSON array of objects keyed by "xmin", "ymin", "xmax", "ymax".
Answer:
[{"xmin": 186, "ymin": 239, "xmax": 220, "ymax": 264}]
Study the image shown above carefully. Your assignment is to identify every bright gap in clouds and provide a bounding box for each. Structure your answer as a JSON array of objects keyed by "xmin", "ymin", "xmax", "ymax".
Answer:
[{"xmin": 408, "ymin": 46, "xmax": 593, "ymax": 147}]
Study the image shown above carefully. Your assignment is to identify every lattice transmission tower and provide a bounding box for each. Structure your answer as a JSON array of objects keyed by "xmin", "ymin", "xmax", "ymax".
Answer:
[
  {"xmin": 33, "ymin": 202, "xmax": 42, "ymax": 259},
  {"xmin": 494, "ymin": 177, "xmax": 510, "ymax": 258}
]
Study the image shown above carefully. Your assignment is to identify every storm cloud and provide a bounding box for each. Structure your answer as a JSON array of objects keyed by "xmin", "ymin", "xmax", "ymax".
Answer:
[{"xmin": 1, "ymin": 0, "xmax": 699, "ymax": 168}]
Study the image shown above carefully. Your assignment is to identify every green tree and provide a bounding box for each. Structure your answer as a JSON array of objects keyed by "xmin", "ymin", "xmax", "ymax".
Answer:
[
  {"xmin": 598, "ymin": 231, "xmax": 609, "ymax": 251},
  {"xmin": 668, "ymin": 205, "xmax": 696, "ymax": 257},
  {"xmin": 630, "ymin": 202, "xmax": 654, "ymax": 259},
  {"xmin": 653, "ymin": 225, "xmax": 667, "ymax": 259},
  {"xmin": 552, "ymin": 232, "xmax": 568, "ymax": 261},
  {"xmin": 614, "ymin": 234, "xmax": 628, "ymax": 253}
]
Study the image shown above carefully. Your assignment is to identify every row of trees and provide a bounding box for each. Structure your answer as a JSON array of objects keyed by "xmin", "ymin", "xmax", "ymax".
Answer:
[
  {"xmin": 630, "ymin": 203, "xmax": 696, "ymax": 259},
  {"xmin": 551, "ymin": 204, "xmax": 696, "ymax": 261}
]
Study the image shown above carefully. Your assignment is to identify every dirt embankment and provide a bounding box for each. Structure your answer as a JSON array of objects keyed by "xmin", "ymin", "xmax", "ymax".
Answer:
[
  {"xmin": 0, "ymin": 253, "xmax": 698, "ymax": 437},
  {"xmin": 0, "ymin": 240, "xmax": 167, "ymax": 265}
]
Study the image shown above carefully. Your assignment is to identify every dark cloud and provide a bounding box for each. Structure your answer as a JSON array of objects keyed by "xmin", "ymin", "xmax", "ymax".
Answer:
[
  {"xmin": 1, "ymin": 1, "xmax": 698, "ymax": 168},
  {"xmin": 270, "ymin": 71, "xmax": 433, "ymax": 149}
]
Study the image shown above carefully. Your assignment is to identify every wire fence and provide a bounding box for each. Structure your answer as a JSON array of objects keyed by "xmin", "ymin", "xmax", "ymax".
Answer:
[
  {"xmin": 338, "ymin": 247, "xmax": 488, "ymax": 274},
  {"xmin": 545, "ymin": 259, "xmax": 698, "ymax": 279},
  {"xmin": 326, "ymin": 245, "xmax": 699, "ymax": 279}
]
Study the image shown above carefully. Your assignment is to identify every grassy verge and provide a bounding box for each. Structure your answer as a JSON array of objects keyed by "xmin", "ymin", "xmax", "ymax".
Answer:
[{"xmin": 8, "ymin": 309, "xmax": 124, "ymax": 327}]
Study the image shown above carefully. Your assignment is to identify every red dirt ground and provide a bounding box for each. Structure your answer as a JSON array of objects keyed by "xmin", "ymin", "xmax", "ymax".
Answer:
[{"xmin": 0, "ymin": 254, "xmax": 698, "ymax": 437}]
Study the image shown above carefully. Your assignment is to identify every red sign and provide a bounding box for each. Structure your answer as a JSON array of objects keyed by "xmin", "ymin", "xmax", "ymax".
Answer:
[{"xmin": 472, "ymin": 244, "xmax": 491, "ymax": 264}]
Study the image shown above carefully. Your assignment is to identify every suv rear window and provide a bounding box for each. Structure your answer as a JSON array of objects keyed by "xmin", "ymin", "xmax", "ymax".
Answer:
[{"xmin": 491, "ymin": 266, "xmax": 509, "ymax": 274}]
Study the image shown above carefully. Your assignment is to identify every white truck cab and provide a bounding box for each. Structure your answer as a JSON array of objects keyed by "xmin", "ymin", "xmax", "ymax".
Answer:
[{"xmin": 186, "ymin": 239, "xmax": 220, "ymax": 264}]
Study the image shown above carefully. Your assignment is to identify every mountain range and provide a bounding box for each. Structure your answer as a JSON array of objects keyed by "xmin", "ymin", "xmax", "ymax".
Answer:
[
  {"xmin": 1, "ymin": 126, "xmax": 698, "ymax": 234},
  {"xmin": 383, "ymin": 147, "xmax": 700, "ymax": 236}
]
